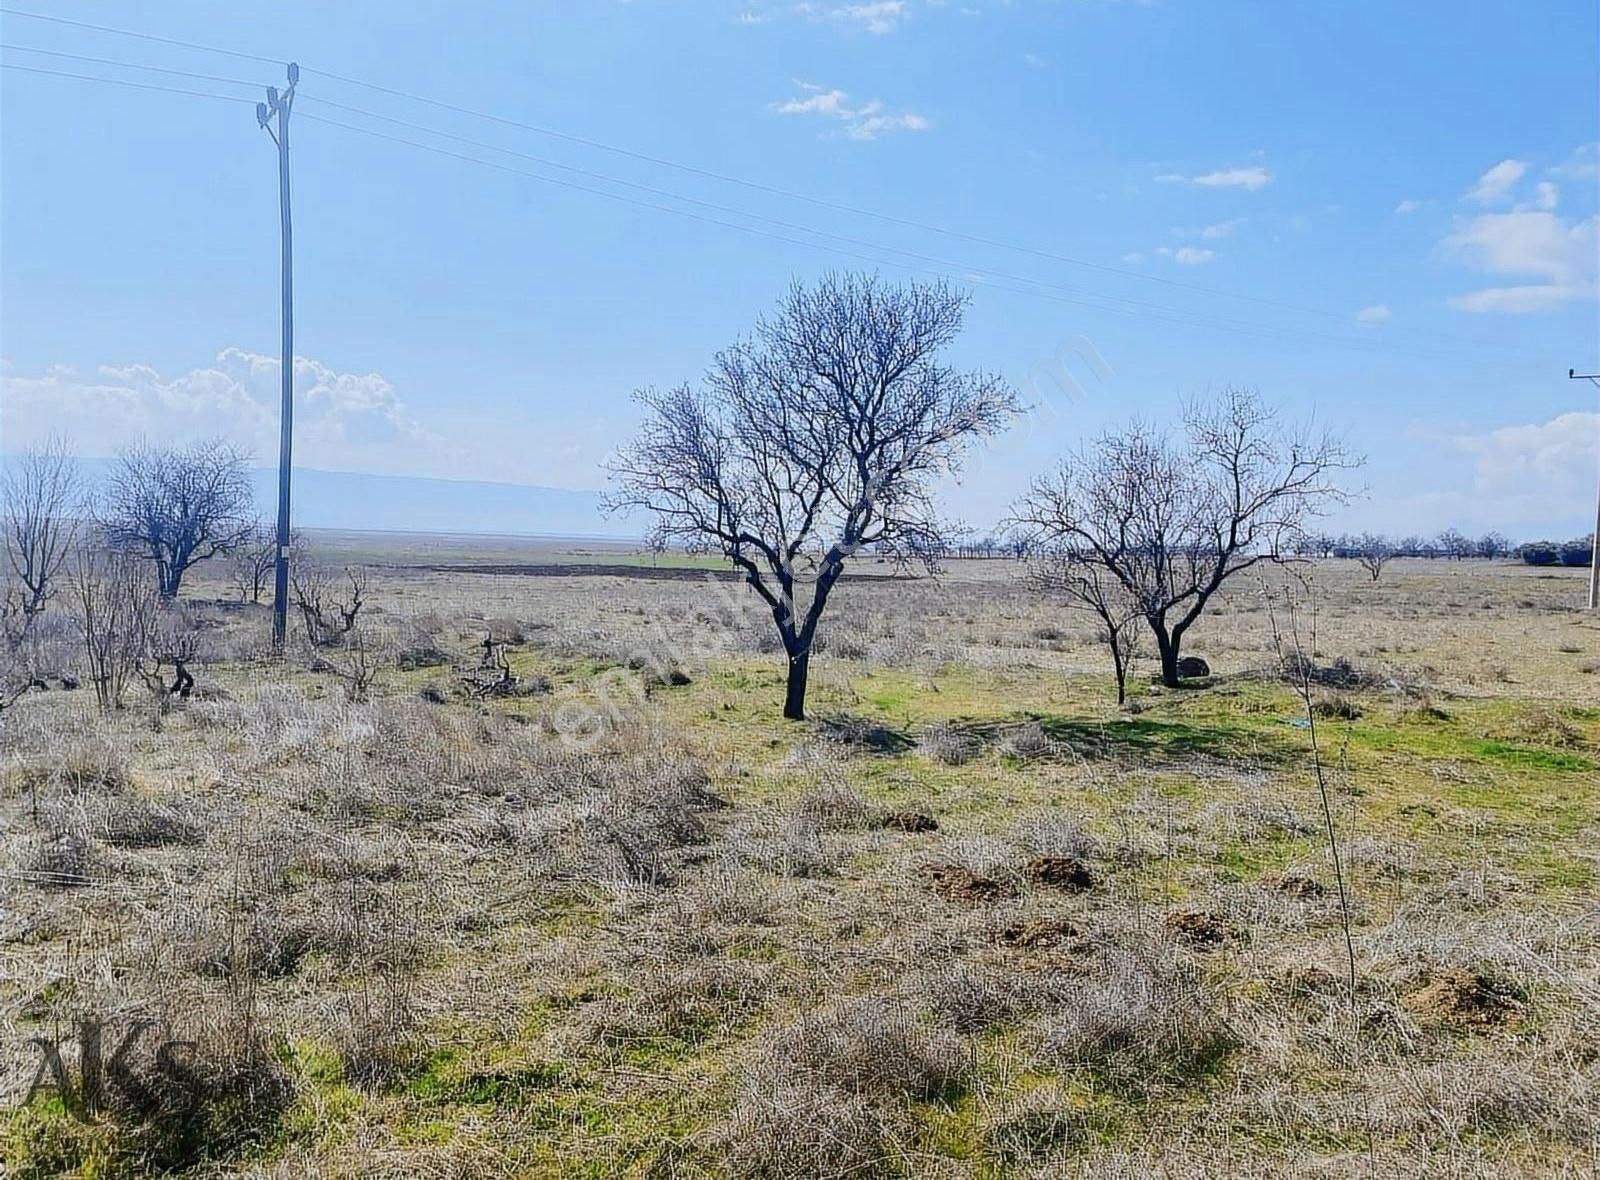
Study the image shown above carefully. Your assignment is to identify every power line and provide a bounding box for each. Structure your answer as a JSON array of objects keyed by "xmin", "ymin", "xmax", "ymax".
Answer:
[
  {"xmin": 0, "ymin": 53, "xmax": 1539, "ymax": 362},
  {"xmin": 0, "ymin": 7, "xmax": 281, "ymax": 65},
  {"xmin": 0, "ymin": 35, "xmax": 1546, "ymax": 363},
  {"xmin": 0, "ymin": 4, "xmax": 1525, "ymax": 355},
  {"xmin": 0, "ymin": 60, "xmax": 254, "ymax": 103},
  {"xmin": 295, "ymin": 67, "xmax": 1519, "ymax": 354},
  {"xmin": 0, "ymin": 41, "xmax": 261, "ymax": 88},
  {"xmin": 294, "ymin": 109, "xmax": 1530, "ymax": 363},
  {"xmin": 298, "ymin": 93, "xmax": 1346, "ymax": 342}
]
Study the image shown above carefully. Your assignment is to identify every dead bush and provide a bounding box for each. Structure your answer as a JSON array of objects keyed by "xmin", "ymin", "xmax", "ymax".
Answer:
[
  {"xmin": 773, "ymin": 994, "xmax": 968, "ymax": 1100},
  {"xmin": 793, "ymin": 772, "xmax": 874, "ymax": 830},
  {"xmin": 5, "ymin": 1002, "xmax": 292, "ymax": 1177},
  {"xmin": 980, "ymin": 1084, "xmax": 1091, "ymax": 1168},
  {"xmin": 1012, "ymin": 811, "xmax": 1104, "ymax": 861},
  {"xmin": 19, "ymin": 831, "xmax": 96, "ymax": 888},
  {"xmin": 919, "ymin": 722, "xmax": 979, "ymax": 766},
  {"xmin": 1312, "ymin": 691, "xmax": 1363, "ymax": 720},
  {"xmin": 1036, "ymin": 947, "xmax": 1234, "ymax": 1096},
  {"xmin": 91, "ymin": 793, "xmax": 202, "ymax": 849},
  {"xmin": 579, "ymin": 959, "xmax": 768, "ymax": 1052},
  {"xmin": 719, "ymin": 1061, "xmax": 902, "ymax": 1180}
]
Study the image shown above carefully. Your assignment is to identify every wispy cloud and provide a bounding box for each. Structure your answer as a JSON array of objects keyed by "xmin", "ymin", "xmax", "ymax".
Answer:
[
  {"xmin": 1154, "ymin": 245, "xmax": 1215, "ymax": 265},
  {"xmin": 1444, "ymin": 207, "xmax": 1597, "ymax": 314},
  {"xmin": 799, "ymin": 1, "xmax": 909, "ymax": 34},
  {"xmin": 1395, "ymin": 198, "xmax": 1424, "ymax": 214},
  {"xmin": 1356, "ymin": 304, "xmax": 1391, "ymax": 324},
  {"xmin": 1157, "ymin": 165, "xmax": 1272, "ymax": 191},
  {"xmin": 1171, "ymin": 218, "xmax": 1245, "ymax": 240},
  {"xmin": 1466, "ymin": 158, "xmax": 1527, "ymax": 204},
  {"xmin": 1550, "ymin": 143, "xmax": 1598, "ymax": 180},
  {"xmin": 771, "ymin": 82, "xmax": 930, "ymax": 140}
]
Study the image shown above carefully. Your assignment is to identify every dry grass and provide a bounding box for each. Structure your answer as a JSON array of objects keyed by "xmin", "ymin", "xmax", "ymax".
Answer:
[{"xmin": 2, "ymin": 551, "xmax": 1597, "ymax": 1177}]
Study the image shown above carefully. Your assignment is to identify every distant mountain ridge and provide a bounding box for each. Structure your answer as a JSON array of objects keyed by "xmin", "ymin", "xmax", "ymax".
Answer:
[{"xmin": 0, "ymin": 454, "xmax": 631, "ymax": 539}]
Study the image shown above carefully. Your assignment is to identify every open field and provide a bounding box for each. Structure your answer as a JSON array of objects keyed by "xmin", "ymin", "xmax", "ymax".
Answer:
[{"xmin": 3, "ymin": 541, "xmax": 1598, "ymax": 1178}]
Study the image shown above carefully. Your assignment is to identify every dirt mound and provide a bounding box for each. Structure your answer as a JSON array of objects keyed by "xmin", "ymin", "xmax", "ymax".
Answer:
[
  {"xmin": 1164, "ymin": 908, "xmax": 1232, "ymax": 948},
  {"xmin": 1279, "ymin": 965, "xmax": 1340, "ymax": 997},
  {"xmin": 1401, "ymin": 969, "xmax": 1524, "ymax": 1030},
  {"xmin": 924, "ymin": 865, "xmax": 1019, "ymax": 903},
  {"xmin": 880, "ymin": 809, "xmax": 939, "ymax": 833},
  {"xmin": 1269, "ymin": 870, "xmax": 1325, "ymax": 899},
  {"xmin": 1024, "ymin": 856, "xmax": 1095, "ymax": 891},
  {"xmin": 996, "ymin": 917, "xmax": 1086, "ymax": 951}
]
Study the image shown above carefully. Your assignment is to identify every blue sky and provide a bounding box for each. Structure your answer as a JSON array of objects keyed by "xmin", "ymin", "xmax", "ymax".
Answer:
[{"xmin": 2, "ymin": 0, "xmax": 1597, "ymax": 539}]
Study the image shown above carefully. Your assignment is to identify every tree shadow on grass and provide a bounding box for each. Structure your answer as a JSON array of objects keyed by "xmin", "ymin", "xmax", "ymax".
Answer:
[
  {"xmin": 1028, "ymin": 713, "xmax": 1294, "ymax": 766},
  {"xmin": 814, "ymin": 713, "xmax": 916, "ymax": 755}
]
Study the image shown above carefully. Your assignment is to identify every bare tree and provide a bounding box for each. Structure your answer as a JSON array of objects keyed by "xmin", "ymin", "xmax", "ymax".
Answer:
[
  {"xmin": 230, "ymin": 522, "xmax": 298, "ymax": 604},
  {"xmin": 1476, "ymin": 531, "xmax": 1510, "ymax": 560},
  {"xmin": 292, "ymin": 564, "xmax": 366, "ymax": 647},
  {"xmin": 103, "ymin": 439, "xmax": 255, "ymax": 599},
  {"xmin": 1013, "ymin": 388, "xmax": 1356, "ymax": 689},
  {"xmin": 607, "ymin": 274, "xmax": 1018, "ymax": 720},
  {"xmin": 1354, "ymin": 532, "xmax": 1395, "ymax": 581},
  {"xmin": 1436, "ymin": 528, "xmax": 1472, "ymax": 561},
  {"xmin": 136, "ymin": 610, "xmax": 202, "ymax": 715},
  {"xmin": 67, "ymin": 544, "xmax": 158, "ymax": 712},
  {"xmin": 1, "ymin": 439, "xmax": 82, "ymax": 637},
  {"xmin": 1030, "ymin": 549, "xmax": 1142, "ymax": 703}
]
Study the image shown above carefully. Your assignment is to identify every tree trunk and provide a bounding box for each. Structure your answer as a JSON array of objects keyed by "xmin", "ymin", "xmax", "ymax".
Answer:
[
  {"xmin": 783, "ymin": 649, "xmax": 811, "ymax": 721},
  {"xmin": 1110, "ymin": 638, "xmax": 1127, "ymax": 704},
  {"xmin": 1154, "ymin": 626, "xmax": 1180, "ymax": 688}
]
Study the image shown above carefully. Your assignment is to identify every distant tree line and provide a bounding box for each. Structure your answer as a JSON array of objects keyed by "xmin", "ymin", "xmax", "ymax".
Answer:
[
  {"xmin": 1516, "ymin": 535, "xmax": 1596, "ymax": 568},
  {"xmin": 1286, "ymin": 529, "xmax": 1593, "ymax": 575},
  {"xmin": 1292, "ymin": 529, "xmax": 1512, "ymax": 562}
]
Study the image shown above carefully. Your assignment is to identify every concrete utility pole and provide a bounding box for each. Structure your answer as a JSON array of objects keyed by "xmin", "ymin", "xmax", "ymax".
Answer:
[
  {"xmin": 257, "ymin": 63, "xmax": 299, "ymax": 649},
  {"xmin": 1568, "ymin": 369, "xmax": 1600, "ymax": 610}
]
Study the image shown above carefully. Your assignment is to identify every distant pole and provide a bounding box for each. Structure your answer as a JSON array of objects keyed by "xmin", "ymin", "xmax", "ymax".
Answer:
[
  {"xmin": 1568, "ymin": 369, "xmax": 1600, "ymax": 609},
  {"xmin": 258, "ymin": 64, "xmax": 299, "ymax": 650}
]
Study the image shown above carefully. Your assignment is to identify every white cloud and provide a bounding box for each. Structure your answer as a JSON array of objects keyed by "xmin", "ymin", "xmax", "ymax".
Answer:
[
  {"xmin": 1121, "ymin": 251, "xmax": 1145, "ymax": 263},
  {"xmin": 1022, "ymin": 52, "xmax": 1046, "ymax": 68},
  {"xmin": 1158, "ymin": 166, "xmax": 1272, "ymax": 191},
  {"xmin": 1448, "ymin": 285, "xmax": 1577, "ymax": 314},
  {"xmin": 1357, "ymin": 410, "xmax": 1600, "ymax": 537},
  {"xmin": 1154, "ymin": 246, "xmax": 1215, "ymax": 265},
  {"xmin": 1532, "ymin": 181, "xmax": 1559, "ymax": 210},
  {"xmin": 1356, "ymin": 304, "xmax": 1391, "ymax": 323},
  {"xmin": 1551, "ymin": 143, "xmax": 1599, "ymax": 180},
  {"xmin": 772, "ymin": 87, "xmax": 853, "ymax": 117},
  {"xmin": 1444, "ymin": 209, "xmax": 1598, "ymax": 313},
  {"xmin": 815, "ymin": 1, "xmax": 908, "ymax": 34},
  {"xmin": 1462, "ymin": 411, "xmax": 1600, "ymax": 506},
  {"xmin": 771, "ymin": 83, "xmax": 930, "ymax": 140},
  {"xmin": 1395, "ymin": 198, "xmax": 1423, "ymax": 214},
  {"xmin": 1466, "ymin": 158, "xmax": 1527, "ymax": 204},
  {"xmin": 0, "ymin": 349, "xmax": 449, "ymax": 475}
]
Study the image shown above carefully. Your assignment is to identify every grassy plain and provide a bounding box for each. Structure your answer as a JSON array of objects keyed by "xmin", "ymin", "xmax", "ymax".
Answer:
[{"xmin": 2, "ymin": 540, "xmax": 1597, "ymax": 1177}]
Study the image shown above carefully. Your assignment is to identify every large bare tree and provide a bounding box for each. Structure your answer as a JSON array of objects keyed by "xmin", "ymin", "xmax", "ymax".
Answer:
[
  {"xmin": 2, "ymin": 439, "xmax": 82, "ymax": 636},
  {"xmin": 103, "ymin": 439, "xmax": 255, "ymax": 599},
  {"xmin": 1013, "ymin": 388, "xmax": 1356, "ymax": 688},
  {"xmin": 607, "ymin": 274, "xmax": 1018, "ymax": 720}
]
